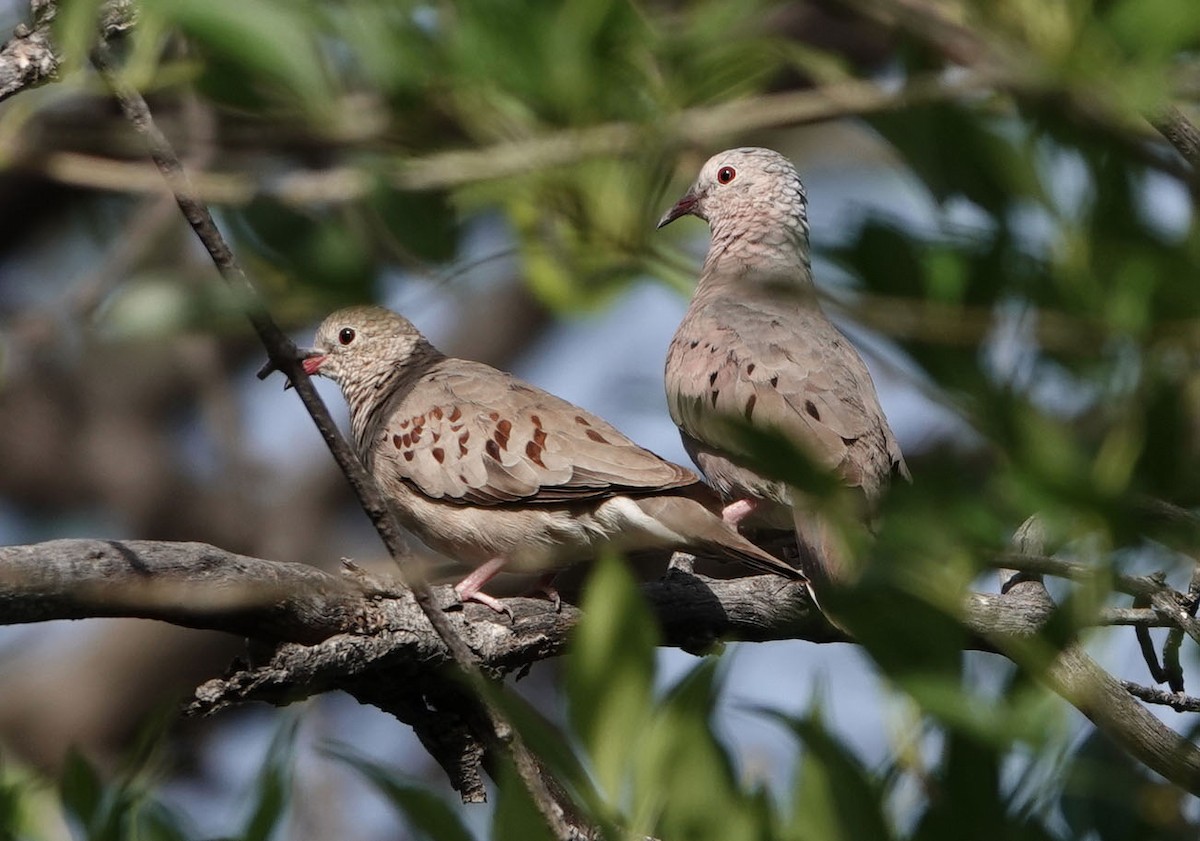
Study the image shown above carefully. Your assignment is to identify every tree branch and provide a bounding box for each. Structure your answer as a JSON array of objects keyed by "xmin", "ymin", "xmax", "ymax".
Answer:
[
  {"xmin": 1120, "ymin": 681, "xmax": 1200, "ymax": 714},
  {"xmin": 0, "ymin": 1, "xmax": 57, "ymax": 103},
  {"xmin": 995, "ymin": 522, "xmax": 1200, "ymax": 796},
  {"xmin": 20, "ymin": 69, "xmax": 991, "ymax": 203}
]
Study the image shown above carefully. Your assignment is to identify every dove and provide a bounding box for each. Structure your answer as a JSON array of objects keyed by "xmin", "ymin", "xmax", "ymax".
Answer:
[
  {"xmin": 300, "ymin": 305, "xmax": 802, "ymax": 615},
  {"xmin": 658, "ymin": 147, "xmax": 909, "ymax": 587}
]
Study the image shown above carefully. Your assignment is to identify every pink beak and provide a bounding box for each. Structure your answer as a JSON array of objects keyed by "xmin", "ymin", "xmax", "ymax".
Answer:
[{"xmin": 301, "ymin": 354, "xmax": 326, "ymax": 376}]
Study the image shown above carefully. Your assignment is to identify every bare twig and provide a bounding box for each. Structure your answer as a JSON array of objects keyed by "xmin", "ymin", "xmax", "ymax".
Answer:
[
  {"xmin": 992, "ymin": 552, "xmax": 1177, "ymax": 601},
  {"xmin": 1134, "ymin": 594, "xmax": 1169, "ymax": 685},
  {"xmin": 1121, "ymin": 681, "xmax": 1200, "ymax": 714},
  {"xmin": 1101, "ymin": 607, "xmax": 1170, "ymax": 627},
  {"xmin": 1152, "ymin": 106, "xmax": 1200, "ymax": 171},
  {"xmin": 995, "ymin": 522, "xmax": 1200, "ymax": 794},
  {"xmin": 88, "ymin": 44, "xmax": 578, "ymax": 839}
]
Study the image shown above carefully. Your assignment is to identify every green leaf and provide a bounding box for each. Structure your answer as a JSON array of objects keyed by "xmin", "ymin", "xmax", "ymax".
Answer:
[
  {"xmin": 632, "ymin": 661, "xmax": 757, "ymax": 841},
  {"xmin": 59, "ymin": 748, "xmax": 108, "ymax": 838},
  {"xmin": 784, "ymin": 713, "xmax": 894, "ymax": 841},
  {"xmin": 472, "ymin": 681, "xmax": 610, "ymax": 832},
  {"xmin": 490, "ymin": 760, "xmax": 556, "ymax": 841},
  {"xmin": 566, "ymin": 550, "xmax": 659, "ymax": 804},
  {"xmin": 869, "ymin": 103, "xmax": 1043, "ymax": 215},
  {"xmin": 141, "ymin": 0, "xmax": 331, "ymax": 113},
  {"xmin": 52, "ymin": 0, "xmax": 105, "ymax": 72},
  {"xmin": 238, "ymin": 715, "xmax": 299, "ymax": 841},
  {"xmin": 325, "ymin": 745, "xmax": 476, "ymax": 841}
]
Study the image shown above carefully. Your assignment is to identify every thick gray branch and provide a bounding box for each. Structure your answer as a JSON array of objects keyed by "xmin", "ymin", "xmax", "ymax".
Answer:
[
  {"xmin": 0, "ymin": 539, "xmax": 366, "ymax": 643},
  {"xmin": 5, "ymin": 537, "xmax": 1200, "ymax": 796}
]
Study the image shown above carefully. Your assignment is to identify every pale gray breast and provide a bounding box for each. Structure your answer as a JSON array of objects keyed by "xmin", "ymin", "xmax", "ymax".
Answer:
[{"xmin": 666, "ymin": 294, "xmax": 906, "ymax": 504}]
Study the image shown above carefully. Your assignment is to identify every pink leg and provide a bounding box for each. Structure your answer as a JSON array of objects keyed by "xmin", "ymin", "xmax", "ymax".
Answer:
[
  {"xmin": 722, "ymin": 498, "xmax": 759, "ymax": 528},
  {"xmin": 527, "ymin": 572, "xmax": 561, "ymax": 612},
  {"xmin": 454, "ymin": 557, "xmax": 512, "ymax": 618}
]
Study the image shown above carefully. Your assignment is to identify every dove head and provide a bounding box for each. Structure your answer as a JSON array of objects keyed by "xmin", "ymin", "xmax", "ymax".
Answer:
[
  {"xmin": 303, "ymin": 305, "xmax": 441, "ymax": 405},
  {"xmin": 658, "ymin": 147, "xmax": 811, "ymax": 274}
]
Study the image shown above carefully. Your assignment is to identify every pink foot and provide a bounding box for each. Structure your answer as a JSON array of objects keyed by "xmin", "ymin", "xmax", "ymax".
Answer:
[
  {"xmin": 722, "ymin": 498, "xmax": 759, "ymax": 528},
  {"xmin": 527, "ymin": 573, "xmax": 561, "ymax": 612},
  {"xmin": 454, "ymin": 557, "xmax": 512, "ymax": 620}
]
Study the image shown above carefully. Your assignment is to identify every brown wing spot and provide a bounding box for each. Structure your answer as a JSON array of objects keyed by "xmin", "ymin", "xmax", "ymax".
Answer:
[
  {"xmin": 432, "ymin": 447, "xmax": 445, "ymax": 464},
  {"xmin": 708, "ymin": 370, "xmax": 718, "ymax": 386},
  {"xmin": 402, "ymin": 433, "xmax": 412, "ymax": 447},
  {"xmin": 431, "ymin": 430, "xmax": 441, "ymax": 443},
  {"xmin": 459, "ymin": 430, "xmax": 470, "ymax": 444},
  {"xmin": 399, "ymin": 418, "xmax": 410, "ymax": 429},
  {"xmin": 494, "ymin": 419, "xmax": 512, "ymax": 449},
  {"xmin": 450, "ymin": 423, "xmax": 464, "ymax": 432},
  {"xmin": 411, "ymin": 428, "xmax": 422, "ymax": 443},
  {"xmin": 403, "ymin": 450, "xmax": 415, "ymax": 462},
  {"xmin": 431, "ymin": 406, "xmax": 444, "ymax": 420},
  {"xmin": 586, "ymin": 429, "xmax": 610, "ymax": 444},
  {"xmin": 530, "ymin": 414, "xmax": 542, "ymax": 428},
  {"xmin": 533, "ymin": 428, "xmax": 547, "ymax": 448},
  {"xmin": 488, "ymin": 411, "xmax": 500, "ymax": 421},
  {"xmin": 805, "ymin": 400, "xmax": 820, "ymax": 421},
  {"xmin": 689, "ymin": 339, "xmax": 699, "ymax": 349},
  {"xmin": 744, "ymin": 394, "xmax": 757, "ymax": 421},
  {"xmin": 746, "ymin": 362, "xmax": 756, "ymax": 375},
  {"xmin": 414, "ymin": 414, "xmax": 426, "ymax": 426},
  {"xmin": 448, "ymin": 406, "xmax": 462, "ymax": 422},
  {"xmin": 393, "ymin": 434, "xmax": 404, "ymax": 449},
  {"xmin": 485, "ymin": 439, "xmax": 501, "ymax": 460},
  {"xmin": 574, "ymin": 415, "xmax": 591, "ymax": 427},
  {"xmin": 710, "ymin": 389, "xmax": 720, "ymax": 407},
  {"xmin": 525, "ymin": 440, "xmax": 546, "ymax": 467}
]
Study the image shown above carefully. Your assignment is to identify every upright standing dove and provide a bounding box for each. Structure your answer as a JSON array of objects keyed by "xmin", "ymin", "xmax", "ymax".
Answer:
[
  {"xmin": 658, "ymin": 147, "xmax": 909, "ymax": 587},
  {"xmin": 301, "ymin": 305, "xmax": 802, "ymax": 614}
]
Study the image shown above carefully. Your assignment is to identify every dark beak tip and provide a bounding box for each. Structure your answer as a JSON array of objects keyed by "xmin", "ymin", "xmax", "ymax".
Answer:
[{"xmin": 656, "ymin": 193, "xmax": 699, "ymax": 230}]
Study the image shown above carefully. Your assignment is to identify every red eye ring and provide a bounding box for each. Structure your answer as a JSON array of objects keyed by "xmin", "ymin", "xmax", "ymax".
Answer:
[
  {"xmin": 717, "ymin": 166, "xmax": 736, "ymax": 184},
  {"xmin": 338, "ymin": 327, "xmax": 356, "ymax": 345}
]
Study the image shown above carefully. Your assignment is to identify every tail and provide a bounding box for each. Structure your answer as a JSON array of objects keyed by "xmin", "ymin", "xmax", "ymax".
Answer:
[{"xmin": 634, "ymin": 496, "xmax": 807, "ymax": 581}]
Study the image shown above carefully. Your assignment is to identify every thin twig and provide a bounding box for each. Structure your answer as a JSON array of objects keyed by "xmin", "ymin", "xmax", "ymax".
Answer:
[
  {"xmin": 1134, "ymin": 594, "xmax": 1168, "ymax": 684},
  {"xmin": 1152, "ymin": 106, "xmax": 1200, "ymax": 171},
  {"xmin": 88, "ymin": 43, "xmax": 578, "ymax": 840},
  {"xmin": 1101, "ymin": 607, "xmax": 1170, "ymax": 627},
  {"xmin": 1121, "ymin": 681, "xmax": 1200, "ymax": 714},
  {"xmin": 992, "ymin": 552, "xmax": 1176, "ymax": 601}
]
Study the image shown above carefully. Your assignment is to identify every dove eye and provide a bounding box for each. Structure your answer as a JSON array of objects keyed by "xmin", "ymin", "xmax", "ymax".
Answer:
[
  {"xmin": 717, "ymin": 166, "xmax": 736, "ymax": 184},
  {"xmin": 338, "ymin": 327, "xmax": 356, "ymax": 345}
]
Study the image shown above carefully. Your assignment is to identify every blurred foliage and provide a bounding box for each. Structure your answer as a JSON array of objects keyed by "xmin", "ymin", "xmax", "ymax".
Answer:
[{"xmin": 6, "ymin": 0, "xmax": 1200, "ymax": 837}]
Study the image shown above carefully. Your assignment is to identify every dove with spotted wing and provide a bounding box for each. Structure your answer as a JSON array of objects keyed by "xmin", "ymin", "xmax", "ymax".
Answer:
[
  {"xmin": 659, "ymin": 148, "xmax": 909, "ymax": 587},
  {"xmin": 302, "ymin": 305, "xmax": 802, "ymax": 614}
]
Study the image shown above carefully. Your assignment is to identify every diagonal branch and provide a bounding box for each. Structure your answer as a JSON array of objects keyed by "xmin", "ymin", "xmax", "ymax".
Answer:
[{"xmin": 88, "ymin": 42, "xmax": 579, "ymax": 840}]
